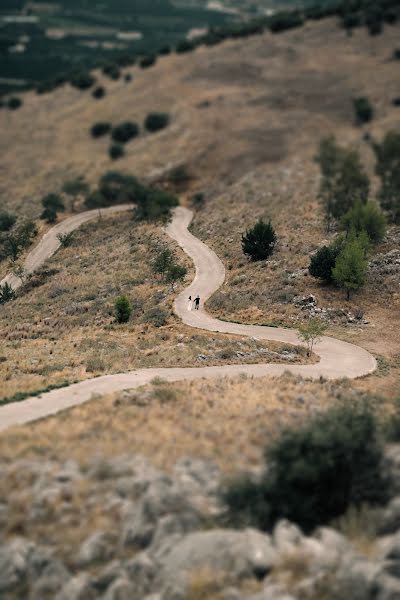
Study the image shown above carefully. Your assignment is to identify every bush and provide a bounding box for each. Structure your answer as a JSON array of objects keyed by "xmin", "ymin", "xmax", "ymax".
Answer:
[
  {"xmin": 0, "ymin": 282, "xmax": 15, "ymax": 305},
  {"xmin": 98, "ymin": 171, "xmax": 146, "ymax": 204},
  {"xmin": 168, "ymin": 165, "xmax": 191, "ymax": 186},
  {"xmin": 309, "ymin": 244, "xmax": 340, "ymax": 284},
  {"xmin": 91, "ymin": 122, "xmax": 111, "ymax": 138},
  {"xmin": 159, "ymin": 45, "xmax": 171, "ymax": 55},
  {"xmin": 8, "ymin": 96, "xmax": 22, "ymax": 110},
  {"xmin": 109, "ymin": 144, "xmax": 125, "ymax": 160},
  {"xmin": 92, "ymin": 86, "xmax": 106, "ymax": 99},
  {"xmin": 70, "ymin": 70, "xmax": 95, "ymax": 90},
  {"xmin": 269, "ymin": 11, "xmax": 304, "ymax": 33},
  {"xmin": 353, "ymin": 97, "xmax": 374, "ymax": 125},
  {"xmin": 224, "ymin": 402, "xmax": 390, "ymax": 533},
  {"xmin": 393, "ymin": 48, "xmax": 400, "ymax": 60},
  {"xmin": 102, "ymin": 62, "xmax": 120, "ymax": 80},
  {"xmin": 135, "ymin": 188, "xmax": 179, "ymax": 223},
  {"xmin": 36, "ymin": 75, "xmax": 66, "ymax": 94},
  {"xmin": 111, "ymin": 122, "xmax": 139, "ymax": 144},
  {"xmin": 374, "ymin": 131, "xmax": 400, "ymax": 223},
  {"xmin": 0, "ymin": 211, "xmax": 16, "ymax": 232},
  {"xmin": 140, "ymin": 54, "xmax": 156, "ymax": 69},
  {"xmin": 84, "ymin": 191, "xmax": 109, "ymax": 209},
  {"xmin": 115, "ymin": 296, "xmax": 131, "ymax": 323},
  {"xmin": 191, "ymin": 192, "xmax": 206, "ymax": 210},
  {"xmin": 1, "ymin": 220, "xmax": 37, "ymax": 262},
  {"xmin": 242, "ymin": 219, "xmax": 277, "ymax": 261},
  {"xmin": 341, "ymin": 200, "xmax": 386, "ymax": 244},
  {"xmin": 176, "ymin": 39, "xmax": 195, "ymax": 53},
  {"xmin": 144, "ymin": 112, "xmax": 170, "ymax": 133},
  {"xmin": 116, "ymin": 54, "xmax": 136, "ymax": 67},
  {"xmin": 57, "ymin": 232, "xmax": 74, "ymax": 247},
  {"xmin": 40, "ymin": 193, "xmax": 65, "ymax": 223},
  {"xmin": 124, "ymin": 73, "xmax": 132, "ymax": 83},
  {"xmin": 40, "ymin": 207, "xmax": 58, "ymax": 223},
  {"xmin": 392, "ymin": 97, "xmax": 400, "ymax": 107}
]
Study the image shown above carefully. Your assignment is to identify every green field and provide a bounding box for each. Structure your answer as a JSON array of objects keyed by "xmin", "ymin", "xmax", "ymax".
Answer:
[{"xmin": 0, "ymin": 0, "xmax": 232, "ymax": 93}]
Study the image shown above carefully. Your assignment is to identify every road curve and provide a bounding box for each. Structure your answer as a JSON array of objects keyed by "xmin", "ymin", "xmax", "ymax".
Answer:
[{"xmin": 0, "ymin": 206, "xmax": 376, "ymax": 431}]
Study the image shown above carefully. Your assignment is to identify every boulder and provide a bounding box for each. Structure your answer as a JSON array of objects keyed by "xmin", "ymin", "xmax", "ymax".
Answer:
[
  {"xmin": 379, "ymin": 497, "xmax": 400, "ymax": 535},
  {"xmin": 77, "ymin": 531, "xmax": 116, "ymax": 566},
  {"xmin": 124, "ymin": 551, "xmax": 157, "ymax": 595},
  {"xmin": 0, "ymin": 537, "xmax": 35, "ymax": 593},
  {"xmin": 157, "ymin": 528, "xmax": 277, "ymax": 600},
  {"xmin": 273, "ymin": 520, "xmax": 304, "ymax": 553},
  {"xmin": 104, "ymin": 577, "xmax": 136, "ymax": 600},
  {"xmin": 58, "ymin": 574, "xmax": 96, "ymax": 600}
]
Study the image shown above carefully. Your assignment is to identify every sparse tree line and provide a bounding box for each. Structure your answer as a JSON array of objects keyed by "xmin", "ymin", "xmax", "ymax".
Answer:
[{"xmin": 90, "ymin": 113, "xmax": 170, "ymax": 161}]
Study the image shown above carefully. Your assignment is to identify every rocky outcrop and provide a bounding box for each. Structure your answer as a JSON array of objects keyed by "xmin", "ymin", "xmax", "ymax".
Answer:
[{"xmin": 2, "ymin": 453, "xmax": 400, "ymax": 598}]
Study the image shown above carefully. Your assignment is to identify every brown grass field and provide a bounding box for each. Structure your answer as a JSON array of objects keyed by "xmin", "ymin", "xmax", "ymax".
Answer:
[{"xmin": 0, "ymin": 16, "xmax": 399, "ymax": 472}]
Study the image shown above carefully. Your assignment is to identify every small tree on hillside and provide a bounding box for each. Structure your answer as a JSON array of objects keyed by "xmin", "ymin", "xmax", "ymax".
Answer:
[
  {"xmin": 316, "ymin": 137, "xmax": 370, "ymax": 231},
  {"xmin": 115, "ymin": 296, "xmax": 131, "ymax": 324},
  {"xmin": 332, "ymin": 236, "xmax": 368, "ymax": 300},
  {"xmin": 353, "ymin": 97, "xmax": 374, "ymax": 125},
  {"xmin": 40, "ymin": 193, "xmax": 65, "ymax": 223},
  {"xmin": 373, "ymin": 131, "xmax": 400, "ymax": 224},
  {"xmin": 341, "ymin": 200, "xmax": 386, "ymax": 244},
  {"xmin": 62, "ymin": 177, "xmax": 89, "ymax": 212},
  {"xmin": 298, "ymin": 318, "xmax": 328, "ymax": 356},
  {"xmin": 152, "ymin": 247, "xmax": 175, "ymax": 278},
  {"xmin": 2, "ymin": 220, "xmax": 37, "ymax": 262},
  {"xmin": 166, "ymin": 264, "xmax": 187, "ymax": 291},
  {"xmin": 242, "ymin": 219, "xmax": 277, "ymax": 262},
  {"xmin": 0, "ymin": 211, "xmax": 16, "ymax": 232},
  {"xmin": 309, "ymin": 244, "xmax": 341, "ymax": 284},
  {"xmin": 0, "ymin": 282, "xmax": 15, "ymax": 304}
]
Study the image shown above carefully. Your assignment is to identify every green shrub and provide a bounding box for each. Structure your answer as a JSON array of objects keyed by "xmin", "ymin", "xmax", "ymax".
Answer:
[
  {"xmin": 332, "ymin": 234, "xmax": 368, "ymax": 300},
  {"xmin": 8, "ymin": 96, "xmax": 22, "ymax": 110},
  {"xmin": 40, "ymin": 193, "xmax": 65, "ymax": 223},
  {"xmin": 0, "ymin": 282, "xmax": 15, "ymax": 305},
  {"xmin": 140, "ymin": 54, "xmax": 156, "ymax": 69},
  {"xmin": 393, "ymin": 49, "xmax": 400, "ymax": 60},
  {"xmin": 144, "ymin": 112, "xmax": 170, "ymax": 133},
  {"xmin": 392, "ymin": 97, "xmax": 400, "ymax": 107},
  {"xmin": 70, "ymin": 70, "xmax": 95, "ymax": 90},
  {"xmin": 191, "ymin": 192, "xmax": 206, "ymax": 210},
  {"xmin": 168, "ymin": 165, "xmax": 191, "ymax": 186},
  {"xmin": 176, "ymin": 39, "xmax": 195, "ymax": 53},
  {"xmin": 109, "ymin": 144, "xmax": 125, "ymax": 160},
  {"xmin": 159, "ymin": 45, "xmax": 171, "ymax": 55},
  {"xmin": 40, "ymin": 207, "xmax": 58, "ymax": 223},
  {"xmin": 91, "ymin": 122, "xmax": 111, "ymax": 138},
  {"xmin": 1, "ymin": 220, "xmax": 37, "ymax": 262},
  {"xmin": 84, "ymin": 191, "xmax": 109, "ymax": 209},
  {"xmin": 0, "ymin": 211, "xmax": 16, "ymax": 232},
  {"xmin": 116, "ymin": 54, "xmax": 136, "ymax": 67},
  {"xmin": 57, "ymin": 232, "xmax": 74, "ymax": 247},
  {"xmin": 242, "ymin": 219, "xmax": 277, "ymax": 262},
  {"xmin": 341, "ymin": 200, "xmax": 386, "ymax": 244},
  {"xmin": 224, "ymin": 402, "xmax": 390, "ymax": 533},
  {"xmin": 115, "ymin": 296, "xmax": 131, "ymax": 323},
  {"xmin": 269, "ymin": 11, "xmax": 304, "ymax": 33},
  {"xmin": 135, "ymin": 188, "xmax": 179, "ymax": 223},
  {"xmin": 309, "ymin": 244, "xmax": 340, "ymax": 284},
  {"xmin": 102, "ymin": 62, "xmax": 120, "ymax": 80},
  {"xmin": 124, "ymin": 73, "xmax": 132, "ymax": 83},
  {"xmin": 92, "ymin": 86, "xmax": 106, "ymax": 100},
  {"xmin": 99, "ymin": 171, "xmax": 146, "ymax": 204},
  {"xmin": 353, "ymin": 97, "xmax": 374, "ymax": 125},
  {"xmin": 111, "ymin": 122, "xmax": 139, "ymax": 144},
  {"xmin": 374, "ymin": 130, "xmax": 400, "ymax": 223}
]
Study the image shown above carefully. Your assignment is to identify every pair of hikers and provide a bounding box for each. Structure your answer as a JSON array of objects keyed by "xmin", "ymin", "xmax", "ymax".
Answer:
[{"xmin": 188, "ymin": 295, "xmax": 200, "ymax": 311}]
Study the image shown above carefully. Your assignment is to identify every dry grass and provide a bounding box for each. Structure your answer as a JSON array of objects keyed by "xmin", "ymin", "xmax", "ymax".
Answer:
[
  {"xmin": 187, "ymin": 567, "xmax": 260, "ymax": 600},
  {"xmin": 0, "ymin": 213, "xmax": 311, "ymax": 401},
  {"xmin": 0, "ymin": 373, "xmax": 387, "ymax": 473}
]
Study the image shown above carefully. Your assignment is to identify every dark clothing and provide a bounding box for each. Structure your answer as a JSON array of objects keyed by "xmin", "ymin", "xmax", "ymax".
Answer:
[{"xmin": 195, "ymin": 297, "xmax": 200, "ymax": 310}]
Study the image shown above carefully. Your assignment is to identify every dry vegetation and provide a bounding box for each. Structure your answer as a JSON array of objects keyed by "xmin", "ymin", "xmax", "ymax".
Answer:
[
  {"xmin": 0, "ymin": 213, "xmax": 310, "ymax": 401},
  {"xmin": 0, "ymin": 373, "xmax": 387, "ymax": 473}
]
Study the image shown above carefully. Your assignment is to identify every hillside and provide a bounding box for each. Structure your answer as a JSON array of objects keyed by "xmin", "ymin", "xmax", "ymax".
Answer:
[{"xmin": 0, "ymin": 14, "xmax": 400, "ymax": 600}]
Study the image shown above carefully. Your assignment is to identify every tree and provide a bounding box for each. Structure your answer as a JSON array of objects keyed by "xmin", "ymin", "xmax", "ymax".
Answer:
[
  {"xmin": 91, "ymin": 122, "xmax": 111, "ymax": 138},
  {"xmin": 0, "ymin": 282, "xmax": 15, "ymax": 304},
  {"xmin": 135, "ymin": 188, "xmax": 179, "ymax": 223},
  {"xmin": 109, "ymin": 144, "xmax": 125, "ymax": 160},
  {"xmin": 152, "ymin": 247, "xmax": 175, "ymax": 278},
  {"xmin": 373, "ymin": 131, "xmax": 400, "ymax": 223},
  {"xmin": 40, "ymin": 193, "xmax": 65, "ymax": 223},
  {"xmin": 341, "ymin": 200, "xmax": 386, "ymax": 244},
  {"xmin": 144, "ymin": 112, "xmax": 170, "ymax": 133},
  {"xmin": 92, "ymin": 86, "xmax": 106, "ymax": 100},
  {"xmin": 111, "ymin": 122, "xmax": 139, "ymax": 144},
  {"xmin": 139, "ymin": 54, "xmax": 156, "ymax": 69},
  {"xmin": 62, "ymin": 177, "xmax": 89, "ymax": 211},
  {"xmin": 309, "ymin": 244, "xmax": 340, "ymax": 284},
  {"xmin": 1, "ymin": 220, "xmax": 37, "ymax": 262},
  {"xmin": 298, "ymin": 318, "xmax": 327, "ymax": 356},
  {"xmin": 8, "ymin": 97, "xmax": 22, "ymax": 110},
  {"xmin": 0, "ymin": 211, "xmax": 16, "ymax": 232},
  {"xmin": 69, "ymin": 70, "xmax": 95, "ymax": 90},
  {"xmin": 316, "ymin": 137, "xmax": 370, "ymax": 230},
  {"xmin": 166, "ymin": 264, "xmax": 187, "ymax": 290},
  {"xmin": 353, "ymin": 97, "xmax": 374, "ymax": 125},
  {"xmin": 242, "ymin": 219, "xmax": 277, "ymax": 261},
  {"xmin": 332, "ymin": 236, "xmax": 368, "ymax": 300},
  {"xmin": 224, "ymin": 402, "xmax": 389, "ymax": 533},
  {"xmin": 115, "ymin": 296, "xmax": 131, "ymax": 323}
]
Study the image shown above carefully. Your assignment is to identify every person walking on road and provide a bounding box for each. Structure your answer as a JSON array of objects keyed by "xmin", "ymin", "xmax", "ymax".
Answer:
[
  {"xmin": 188, "ymin": 296, "xmax": 193, "ymax": 311},
  {"xmin": 194, "ymin": 295, "xmax": 200, "ymax": 310}
]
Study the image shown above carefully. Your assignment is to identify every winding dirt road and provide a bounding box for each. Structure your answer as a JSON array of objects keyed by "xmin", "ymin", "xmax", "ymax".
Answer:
[{"xmin": 0, "ymin": 206, "xmax": 376, "ymax": 431}]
